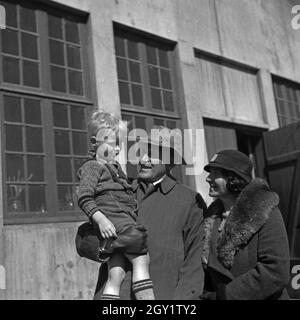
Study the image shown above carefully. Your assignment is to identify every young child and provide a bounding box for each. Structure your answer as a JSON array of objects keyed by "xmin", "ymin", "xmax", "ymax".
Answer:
[{"xmin": 77, "ymin": 110, "xmax": 155, "ymax": 300}]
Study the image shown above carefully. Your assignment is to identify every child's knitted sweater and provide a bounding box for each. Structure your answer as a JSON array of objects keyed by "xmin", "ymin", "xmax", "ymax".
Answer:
[{"xmin": 77, "ymin": 159, "xmax": 137, "ymax": 220}]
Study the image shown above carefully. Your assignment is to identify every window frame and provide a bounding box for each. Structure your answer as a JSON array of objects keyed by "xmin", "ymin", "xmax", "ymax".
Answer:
[
  {"xmin": 272, "ymin": 76, "xmax": 300, "ymax": 127},
  {"xmin": 0, "ymin": 0, "xmax": 94, "ymax": 224},
  {"xmin": 113, "ymin": 24, "xmax": 184, "ymax": 183},
  {"xmin": 114, "ymin": 24, "xmax": 181, "ymax": 120}
]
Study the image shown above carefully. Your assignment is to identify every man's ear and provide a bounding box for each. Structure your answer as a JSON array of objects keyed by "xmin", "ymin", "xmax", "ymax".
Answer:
[{"xmin": 166, "ymin": 164, "xmax": 176, "ymax": 172}]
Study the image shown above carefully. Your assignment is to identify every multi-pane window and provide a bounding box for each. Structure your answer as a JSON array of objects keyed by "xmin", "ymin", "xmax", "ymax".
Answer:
[
  {"xmin": 4, "ymin": 95, "xmax": 46, "ymax": 214},
  {"xmin": 0, "ymin": 0, "xmax": 92, "ymax": 223},
  {"xmin": 115, "ymin": 34, "xmax": 144, "ymax": 107},
  {"xmin": 114, "ymin": 27, "xmax": 182, "ymax": 180},
  {"xmin": 273, "ymin": 78, "xmax": 300, "ymax": 127},
  {"xmin": 53, "ymin": 102, "xmax": 88, "ymax": 211},
  {"xmin": 48, "ymin": 15, "xmax": 83, "ymax": 95},
  {"xmin": 115, "ymin": 29, "xmax": 176, "ymax": 114},
  {"xmin": 147, "ymin": 45, "xmax": 174, "ymax": 112},
  {"xmin": 1, "ymin": 2, "xmax": 40, "ymax": 87}
]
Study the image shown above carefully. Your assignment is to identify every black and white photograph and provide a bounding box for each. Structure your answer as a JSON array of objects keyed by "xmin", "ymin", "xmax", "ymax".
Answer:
[{"xmin": 0, "ymin": 0, "xmax": 299, "ymax": 309}]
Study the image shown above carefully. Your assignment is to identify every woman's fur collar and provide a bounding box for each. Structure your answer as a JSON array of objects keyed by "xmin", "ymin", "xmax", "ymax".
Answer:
[{"xmin": 202, "ymin": 178, "xmax": 279, "ymax": 269}]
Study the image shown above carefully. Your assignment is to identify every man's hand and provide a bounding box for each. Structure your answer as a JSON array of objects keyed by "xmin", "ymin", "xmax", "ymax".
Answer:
[{"xmin": 92, "ymin": 211, "xmax": 117, "ymax": 239}]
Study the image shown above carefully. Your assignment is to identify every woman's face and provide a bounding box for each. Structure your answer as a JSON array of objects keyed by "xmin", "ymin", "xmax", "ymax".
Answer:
[{"xmin": 206, "ymin": 168, "xmax": 231, "ymax": 199}]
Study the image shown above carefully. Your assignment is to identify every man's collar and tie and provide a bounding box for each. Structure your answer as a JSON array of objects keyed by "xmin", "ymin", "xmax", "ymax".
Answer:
[{"xmin": 134, "ymin": 175, "xmax": 177, "ymax": 200}]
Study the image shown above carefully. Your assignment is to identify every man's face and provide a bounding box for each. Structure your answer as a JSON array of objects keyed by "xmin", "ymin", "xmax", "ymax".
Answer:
[{"xmin": 138, "ymin": 153, "xmax": 167, "ymax": 182}]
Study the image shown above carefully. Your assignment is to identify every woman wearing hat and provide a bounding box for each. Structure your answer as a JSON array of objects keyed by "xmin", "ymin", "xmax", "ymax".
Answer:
[{"xmin": 200, "ymin": 149, "xmax": 290, "ymax": 300}]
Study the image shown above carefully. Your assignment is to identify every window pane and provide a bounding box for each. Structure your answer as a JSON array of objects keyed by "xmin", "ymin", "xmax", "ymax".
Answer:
[
  {"xmin": 2, "ymin": 1, "xmax": 17, "ymax": 28},
  {"xmin": 114, "ymin": 35, "xmax": 126, "ymax": 57},
  {"xmin": 129, "ymin": 61, "xmax": 141, "ymax": 83},
  {"xmin": 1, "ymin": 29, "xmax": 19, "ymax": 55},
  {"xmin": 131, "ymin": 84, "xmax": 143, "ymax": 107},
  {"xmin": 67, "ymin": 44, "xmax": 81, "ymax": 69},
  {"xmin": 20, "ymin": 6, "xmax": 36, "ymax": 32},
  {"xmin": 118, "ymin": 81, "xmax": 131, "ymax": 104},
  {"xmin": 288, "ymin": 101, "xmax": 296, "ymax": 119},
  {"xmin": 57, "ymin": 185, "xmax": 76, "ymax": 210},
  {"xmin": 21, "ymin": 33, "xmax": 38, "ymax": 60},
  {"xmin": 53, "ymin": 103, "xmax": 69, "ymax": 128},
  {"xmin": 276, "ymin": 84, "xmax": 285, "ymax": 99},
  {"xmin": 127, "ymin": 39, "xmax": 139, "ymax": 60},
  {"xmin": 24, "ymin": 99, "xmax": 41, "ymax": 125},
  {"xmin": 49, "ymin": 39, "xmax": 65, "ymax": 66},
  {"xmin": 154, "ymin": 118, "xmax": 165, "ymax": 126},
  {"xmin": 28, "ymin": 185, "xmax": 46, "ymax": 212},
  {"xmin": 68, "ymin": 70, "xmax": 83, "ymax": 95},
  {"xmin": 166, "ymin": 120, "xmax": 177, "ymax": 129},
  {"xmin": 72, "ymin": 132, "xmax": 87, "ymax": 155},
  {"xmin": 135, "ymin": 116, "xmax": 146, "ymax": 129},
  {"xmin": 56, "ymin": 158, "xmax": 72, "ymax": 182},
  {"xmin": 292, "ymin": 89, "xmax": 299, "ymax": 104},
  {"xmin": 3, "ymin": 56, "xmax": 20, "ymax": 84},
  {"xmin": 55, "ymin": 130, "xmax": 70, "ymax": 154},
  {"xmin": 286, "ymin": 87, "xmax": 293, "ymax": 101},
  {"xmin": 65, "ymin": 20, "xmax": 79, "ymax": 44},
  {"xmin": 48, "ymin": 15, "xmax": 63, "ymax": 39},
  {"xmin": 151, "ymin": 88, "xmax": 162, "ymax": 110},
  {"xmin": 116, "ymin": 58, "xmax": 128, "ymax": 81},
  {"xmin": 7, "ymin": 184, "xmax": 26, "ymax": 213},
  {"xmin": 276, "ymin": 99, "xmax": 285, "ymax": 115},
  {"xmin": 23, "ymin": 60, "xmax": 39, "ymax": 87},
  {"xmin": 163, "ymin": 91, "xmax": 174, "ymax": 111},
  {"xmin": 27, "ymin": 156, "xmax": 44, "ymax": 182},
  {"xmin": 146, "ymin": 46, "xmax": 157, "ymax": 65},
  {"xmin": 295, "ymin": 102, "xmax": 300, "ymax": 118},
  {"xmin": 280, "ymin": 116, "xmax": 289, "ymax": 126},
  {"xmin": 5, "ymin": 124, "xmax": 23, "ymax": 151},
  {"xmin": 71, "ymin": 106, "xmax": 85, "ymax": 129},
  {"xmin": 149, "ymin": 66, "xmax": 159, "ymax": 87},
  {"xmin": 6, "ymin": 154, "xmax": 24, "ymax": 181},
  {"xmin": 51, "ymin": 66, "xmax": 66, "ymax": 92},
  {"xmin": 26, "ymin": 127, "xmax": 43, "ymax": 152},
  {"xmin": 158, "ymin": 49, "xmax": 169, "ymax": 68},
  {"xmin": 161, "ymin": 69, "xmax": 172, "ymax": 90},
  {"xmin": 4, "ymin": 95, "xmax": 22, "ymax": 123}
]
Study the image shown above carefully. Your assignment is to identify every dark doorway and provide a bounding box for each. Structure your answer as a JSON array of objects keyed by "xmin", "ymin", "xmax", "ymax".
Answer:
[{"xmin": 204, "ymin": 119, "xmax": 267, "ymax": 179}]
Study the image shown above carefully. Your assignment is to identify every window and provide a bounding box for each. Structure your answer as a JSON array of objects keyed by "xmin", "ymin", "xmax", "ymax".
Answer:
[
  {"xmin": 0, "ymin": 1, "xmax": 93, "ymax": 223},
  {"xmin": 114, "ymin": 26, "xmax": 182, "ymax": 180},
  {"xmin": 1, "ymin": 2, "xmax": 40, "ymax": 87},
  {"xmin": 48, "ymin": 14, "xmax": 84, "ymax": 95},
  {"xmin": 195, "ymin": 52, "xmax": 263, "ymax": 124},
  {"xmin": 273, "ymin": 78, "xmax": 300, "ymax": 127}
]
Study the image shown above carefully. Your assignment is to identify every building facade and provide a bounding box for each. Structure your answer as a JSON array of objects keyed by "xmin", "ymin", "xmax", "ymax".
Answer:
[{"xmin": 0, "ymin": 0, "xmax": 300, "ymax": 299}]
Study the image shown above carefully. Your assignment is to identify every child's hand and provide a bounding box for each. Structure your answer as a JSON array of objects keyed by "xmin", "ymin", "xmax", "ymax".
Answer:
[
  {"xmin": 98, "ymin": 217, "xmax": 117, "ymax": 239},
  {"xmin": 92, "ymin": 211, "xmax": 117, "ymax": 239}
]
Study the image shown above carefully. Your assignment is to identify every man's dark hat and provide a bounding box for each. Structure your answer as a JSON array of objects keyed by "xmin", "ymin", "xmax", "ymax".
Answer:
[
  {"xmin": 138, "ymin": 126, "xmax": 187, "ymax": 165},
  {"xmin": 204, "ymin": 149, "xmax": 253, "ymax": 182}
]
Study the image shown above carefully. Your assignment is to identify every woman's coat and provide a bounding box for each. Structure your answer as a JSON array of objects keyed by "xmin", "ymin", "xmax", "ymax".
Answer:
[{"xmin": 202, "ymin": 178, "xmax": 290, "ymax": 300}]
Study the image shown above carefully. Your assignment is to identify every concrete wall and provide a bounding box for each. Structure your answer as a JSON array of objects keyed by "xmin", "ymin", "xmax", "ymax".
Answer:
[
  {"xmin": 2, "ymin": 0, "xmax": 300, "ymax": 299},
  {"xmin": 3, "ymin": 223, "xmax": 99, "ymax": 299}
]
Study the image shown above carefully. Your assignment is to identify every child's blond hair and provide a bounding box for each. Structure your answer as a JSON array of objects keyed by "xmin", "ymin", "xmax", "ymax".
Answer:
[{"xmin": 89, "ymin": 109, "xmax": 127, "ymax": 138}]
